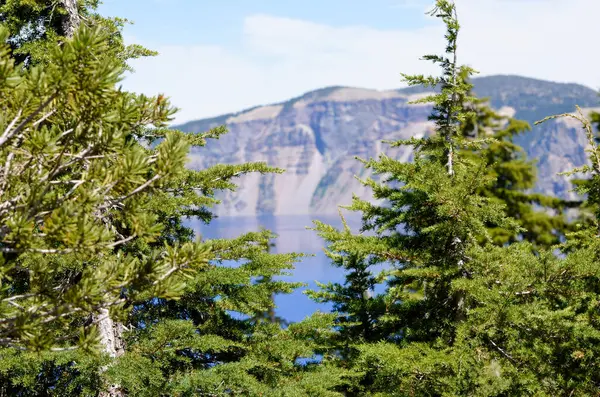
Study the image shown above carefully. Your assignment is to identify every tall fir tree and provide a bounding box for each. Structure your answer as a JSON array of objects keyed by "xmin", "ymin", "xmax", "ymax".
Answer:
[
  {"xmin": 310, "ymin": 2, "xmax": 600, "ymax": 395},
  {"xmin": 429, "ymin": 108, "xmax": 600, "ymax": 395},
  {"xmin": 306, "ymin": 211, "xmax": 389, "ymax": 361},
  {"xmin": 576, "ymin": 99, "xmax": 600, "ymax": 229},
  {"xmin": 309, "ymin": 0, "xmax": 519, "ymax": 394},
  {"xmin": 306, "ymin": 32, "xmax": 579, "ymax": 395}
]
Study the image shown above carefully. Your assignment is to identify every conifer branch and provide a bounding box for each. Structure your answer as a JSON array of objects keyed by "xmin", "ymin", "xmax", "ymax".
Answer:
[
  {"xmin": 488, "ymin": 338, "xmax": 518, "ymax": 365},
  {"xmin": 0, "ymin": 109, "xmax": 22, "ymax": 146},
  {"xmin": 535, "ymin": 106, "xmax": 600, "ymax": 174},
  {"xmin": 117, "ymin": 174, "xmax": 162, "ymax": 202},
  {"xmin": 0, "ymin": 94, "xmax": 58, "ymax": 148}
]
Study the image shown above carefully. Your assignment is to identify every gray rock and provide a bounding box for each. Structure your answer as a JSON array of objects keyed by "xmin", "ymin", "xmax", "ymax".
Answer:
[{"xmin": 178, "ymin": 75, "xmax": 599, "ymax": 216}]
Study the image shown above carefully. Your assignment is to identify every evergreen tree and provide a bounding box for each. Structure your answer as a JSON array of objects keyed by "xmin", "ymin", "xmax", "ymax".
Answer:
[
  {"xmin": 0, "ymin": 6, "xmax": 348, "ymax": 396},
  {"xmin": 250, "ymin": 237, "xmax": 289, "ymax": 326},
  {"xmin": 309, "ymin": 64, "xmax": 576, "ymax": 390},
  {"xmin": 575, "ymin": 101, "xmax": 600, "ymax": 229},
  {"xmin": 0, "ymin": 0, "xmax": 154, "ymax": 67},
  {"xmin": 457, "ymin": 75, "xmax": 575, "ymax": 248},
  {"xmin": 422, "ymin": 108, "xmax": 600, "ymax": 395},
  {"xmin": 310, "ymin": 1, "xmax": 600, "ymax": 394},
  {"xmin": 307, "ymin": 211, "xmax": 388, "ymax": 355},
  {"xmin": 0, "ymin": 22, "xmax": 205, "ymax": 353},
  {"xmin": 590, "ymin": 106, "xmax": 600, "ymax": 139},
  {"xmin": 309, "ymin": 1, "xmax": 520, "ymax": 394}
]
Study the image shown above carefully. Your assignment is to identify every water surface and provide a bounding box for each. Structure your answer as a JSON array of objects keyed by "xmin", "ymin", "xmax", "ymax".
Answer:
[{"xmin": 188, "ymin": 214, "xmax": 363, "ymax": 323}]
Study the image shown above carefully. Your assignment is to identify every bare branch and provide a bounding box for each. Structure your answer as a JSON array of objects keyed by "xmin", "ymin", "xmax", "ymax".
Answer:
[
  {"xmin": 106, "ymin": 234, "xmax": 137, "ymax": 248},
  {"xmin": 0, "ymin": 247, "xmax": 73, "ymax": 254},
  {"xmin": 489, "ymin": 338, "xmax": 518, "ymax": 364},
  {"xmin": 0, "ymin": 109, "xmax": 23, "ymax": 147},
  {"xmin": 2, "ymin": 294, "xmax": 37, "ymax": 303},
  {"xmin": 535, "ymin": 106, "xmax": 600, "ymax": 174},
  {"xmin": 120, "ymin": 174, "xmax": 161, "ymax": 201},
  {"xmin": 59, "ymin": 128, "xmax": 74, "ymax": 139},
  {"xmin": 151, "ymin": 261, "xmax": 190, "ymax": 287},
  {"xmin": 32, "ymin": 109, "xmax": 57, "ymax": 128},
  {"xmin": 50, "ymin": 345, "xmax": 79, "ymax": 352},
  {"xmin": 63, "ymin": 178, "xmax": 85, "ymax": 199},
  {"xmin": 49, "ymin": 179, "xmax": 86, "ymax": 185},
  {"xmin": 0, "ymin": 151, "xmax": 15, "ymax": 197},
  {"xmin": 0, "ymin": 94, "xmax": 58, "ymax": 148}
]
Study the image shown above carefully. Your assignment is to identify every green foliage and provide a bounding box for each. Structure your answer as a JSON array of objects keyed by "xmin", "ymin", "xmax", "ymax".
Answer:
[
  {"xmin": 0, "ymin": 14, "xmax": 346, "ymax": 396},
  {"xmin": 308, "ymin": 0, "xmax": 515, "ymax": 393},
  {"xmin": 456, "ymin": 70, "xmax": 575, "ymax": 248},
  {"xmin": 107, "ymin": 314, "xmax": 348, "ymax": 396},
  {"xmin": 306, "ymin": 211, "xmax": 389, "ymax": 357},
  {"xmin": 0, "ymin": 24, "xmax": 211, "ymax": 351},
  {"xmin": 2, "ymin": 0, "xmax": 598, "ymax": 395},
  {"xmin": 562, "ymin": 107, "xmax": 600, "ymax": 230},
  {"xmin": 0, "ymin": 348, "xmax": 105, "ymax": 395},
  {"xmin": 308, "ymin": 1, "xmax": 599, "ymax": 395},
  {"xmin": 346, "ymin": 0, "xmax": 515, "ymax": 336},
  {"xmin": 0, "ymin": 0, "xmax": 155, "ymax": 68},
  {"xmin": 448, "ymin": 242, "xmax": 600, "ymax": 395}
]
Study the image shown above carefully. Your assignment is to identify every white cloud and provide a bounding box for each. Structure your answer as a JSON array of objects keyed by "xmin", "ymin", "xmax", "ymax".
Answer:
[{"xmin": 121, "ymin": 0, "xmax": 600, "ymax": 125}]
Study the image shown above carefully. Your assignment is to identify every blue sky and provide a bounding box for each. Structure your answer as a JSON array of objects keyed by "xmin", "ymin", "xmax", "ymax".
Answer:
[
  {"xmin": 98, "ymin": 0, "xmax": 433, "ymax": 46},
  {"xmin": 96, "ymin": 0, "xmax": 600, "ymax": 124}
]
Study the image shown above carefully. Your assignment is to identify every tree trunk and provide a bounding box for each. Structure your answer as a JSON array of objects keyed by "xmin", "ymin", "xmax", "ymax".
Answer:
[
  {"xmin": 61, "ymin": 5, "xmax": 125, "ymax": 395},
  {"xmin": 95, "ymin": 308, "xmax": 126, "ymax": 397},
  {"xmin": 60, "ymin": 0, "xmax": 81, "ymax": 38},
  {"xmin": 96, "ymin": 308, "xmax": 125, "ymax": 358}
]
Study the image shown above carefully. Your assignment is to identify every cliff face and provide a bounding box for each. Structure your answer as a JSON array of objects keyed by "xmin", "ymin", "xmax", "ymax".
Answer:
[{"xmin": 179, "ymin": 75, "xmax": 599, "ymax": 216}]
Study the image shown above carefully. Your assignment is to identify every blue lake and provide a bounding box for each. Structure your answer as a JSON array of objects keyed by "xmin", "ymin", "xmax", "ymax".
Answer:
[{"xmin": 187, "ymin": 214, "xmax": 364, "ymax": 323}]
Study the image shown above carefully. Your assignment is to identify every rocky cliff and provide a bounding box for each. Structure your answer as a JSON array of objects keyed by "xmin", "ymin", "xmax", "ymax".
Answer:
[{"xmin": 177, "ymin": 75, "xmax": 599, "ymax": 216}]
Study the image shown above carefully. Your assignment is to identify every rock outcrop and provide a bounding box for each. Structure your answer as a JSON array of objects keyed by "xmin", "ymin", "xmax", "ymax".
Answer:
[{"xmin": 179, "ymin": 75, "xmax": 599, "ymax": 216}]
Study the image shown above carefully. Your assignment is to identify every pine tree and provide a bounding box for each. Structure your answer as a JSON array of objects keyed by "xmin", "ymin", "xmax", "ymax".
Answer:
[
  {"xmin": 0, "ymin": 0, "xmax": 154, "ymax": 67},
  {"xmin": 0, "ymin": 6, "xmax": 348, "ymax": 396},
  {"xmin": 0, "ymin": 21, "xmax": 208, "ymax": 353}
]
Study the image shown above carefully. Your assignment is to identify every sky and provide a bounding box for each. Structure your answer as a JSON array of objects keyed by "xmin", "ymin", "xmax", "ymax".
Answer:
[{"xmin": 98, "ymin": 0, "xmax": 600, "ymax": 124}]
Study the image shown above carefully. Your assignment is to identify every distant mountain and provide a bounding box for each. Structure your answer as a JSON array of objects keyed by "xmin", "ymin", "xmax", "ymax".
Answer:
[{"xmin": 175, "ymin": 75, "xmax": 600, "ymax": 216}]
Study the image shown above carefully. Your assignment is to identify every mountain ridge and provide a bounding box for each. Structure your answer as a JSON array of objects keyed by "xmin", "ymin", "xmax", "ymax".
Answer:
[
  {"xmin": 176, "ymin": 75, "xmax": 599, "ymax": 216},
  {"xmin": 176, "ymin": 75, "xmax": 598, "ymax": 130}
]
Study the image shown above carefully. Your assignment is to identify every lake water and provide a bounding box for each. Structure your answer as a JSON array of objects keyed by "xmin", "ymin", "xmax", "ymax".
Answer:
[{"xmin": 187, "ymin": 214, "xmax": 364, "ymax": 323}]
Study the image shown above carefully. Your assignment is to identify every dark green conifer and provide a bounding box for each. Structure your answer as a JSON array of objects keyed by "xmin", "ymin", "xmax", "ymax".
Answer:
[
  {"xmin": 310, "ymin": 2, "xmax": 600, "ymax": 394},
  {"xmin": 437, "ymin": 109, "xmax": 600, "ymax": 395},
  {"xmin": 458, "ymin": 75, "xmax": 574, "ymax": 248},
  {"xmin": 307, "ymin": 212, "xmax": 388, "ymax": 353},
  {"xmin": 309, "ymin": 1, "xmax": 518, "ymax": 393}
]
